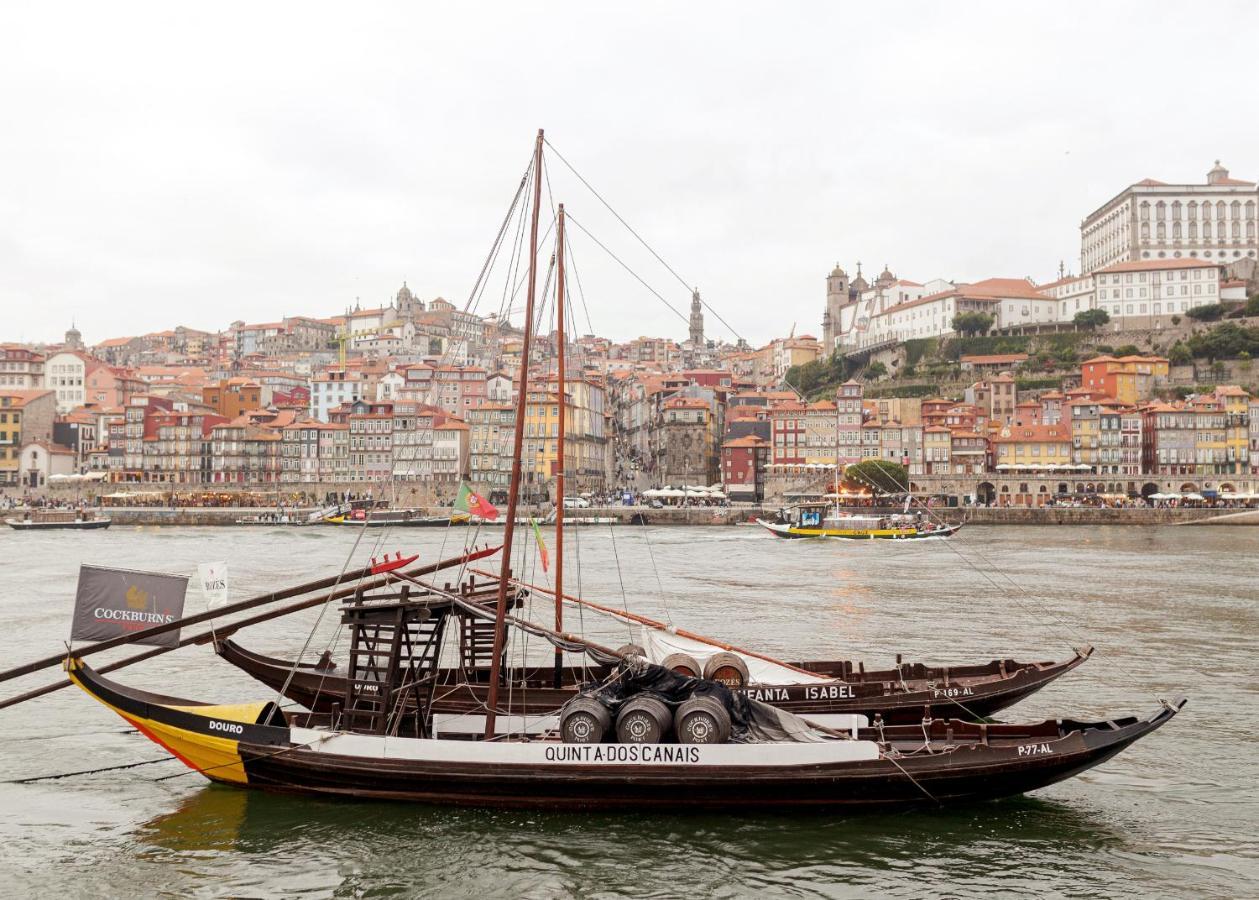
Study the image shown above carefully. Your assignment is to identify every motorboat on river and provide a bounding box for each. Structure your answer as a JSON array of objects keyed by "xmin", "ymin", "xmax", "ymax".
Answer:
[
  {"xmin": 757, "ymin": 503, "xmax": 960, "ymax": 540},
  {"xmin": 6, "ymin": 508, "xmax": 111, "ymax": 530}
]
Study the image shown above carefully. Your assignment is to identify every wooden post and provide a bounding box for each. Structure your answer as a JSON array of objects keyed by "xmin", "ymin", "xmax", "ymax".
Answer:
[{"xmin": 485, "ymin": 129, "xmax": 545, "ymax": 739}]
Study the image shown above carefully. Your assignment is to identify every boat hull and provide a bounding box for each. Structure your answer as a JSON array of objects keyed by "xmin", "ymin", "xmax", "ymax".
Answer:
[
  {"xmin": 216, "ymin": 638, "xmax": 1091, "ymax": 724},
  {"xmin": 756, "ymin": 519, "xmax": 960, "ymax": 540},
  {"xmin": 322, "ymin": 515, "xmax": 470, "ymax": 527},
  {"xmin": 6, "ymin": 517, "xmax": 111, "ymax": 530},
  {"xmin": 67, "ymin": 658, "xmax": 1183, "ymax": 811}
]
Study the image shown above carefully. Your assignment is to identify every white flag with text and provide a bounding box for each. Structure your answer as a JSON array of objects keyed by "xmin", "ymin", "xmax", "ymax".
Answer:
[{"xmin": 197, "ymin": 561, "xmax": 229, "ymax": 609}]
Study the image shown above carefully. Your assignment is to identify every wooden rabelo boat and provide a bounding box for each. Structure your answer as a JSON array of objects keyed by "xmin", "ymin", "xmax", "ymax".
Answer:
[
  {"xmin": 40, "ymin": 131, "xmax": 1182, "ymax": 811},
  {"xmin": 65, "ymin": 642, "xmax": 1182, "ymax": 810},
  {"xmin": 213, "ymin": 630, "xmax": 1093, "ymax": 725}
]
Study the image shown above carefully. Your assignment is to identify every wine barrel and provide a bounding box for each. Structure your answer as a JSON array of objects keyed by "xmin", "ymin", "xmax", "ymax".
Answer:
[
  {"xmin": 559, "ymin": 696, "xmax": 612, "ymax": 744},
  {"xmin": 660, "ymin": 652, "xmax": 702, "ymax": 678},
  {"xmin": 615, "ymin": 643, "xmax": 647, "ymax": 659},
  {"xmin": 615, "ymin": 694, "xmax": 672, "ymax": 744},
  {"xmin": 702, "ymin": 651, "xmax": 750, "ymax": 689},
  {"xmin": 674, "ymin": 696, "xmax": 732, "ymax": 745}
]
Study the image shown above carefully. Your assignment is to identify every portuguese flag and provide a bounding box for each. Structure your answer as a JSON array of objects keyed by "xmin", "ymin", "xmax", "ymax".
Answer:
[
  {"xmin": 530, "ymin": 518, "xmax": 550, "ymax": 573},
  {"xmin": 454, "ymin": 483, "xmax": 499, "ymax": 520}
]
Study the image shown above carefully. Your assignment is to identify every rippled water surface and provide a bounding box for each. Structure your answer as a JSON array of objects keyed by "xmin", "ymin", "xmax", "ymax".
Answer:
[{"xmin": 0, "ymin": 524, "xmax": 1256, "ymax": 898}]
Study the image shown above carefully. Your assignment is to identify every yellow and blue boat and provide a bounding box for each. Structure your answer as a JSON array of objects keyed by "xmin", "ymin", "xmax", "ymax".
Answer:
[{"xmin": 756, "ymin": 503, "xmax": 960, "ymax": 540}]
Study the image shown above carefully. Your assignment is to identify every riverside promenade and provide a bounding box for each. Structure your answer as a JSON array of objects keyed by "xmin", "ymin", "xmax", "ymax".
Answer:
[{"xmin": 55, "ymin": 505, "xmax": 1259, "ymax": 527}]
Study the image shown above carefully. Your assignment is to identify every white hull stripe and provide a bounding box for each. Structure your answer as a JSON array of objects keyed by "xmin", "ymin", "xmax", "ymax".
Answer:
[{"xmin": 287, "ymin": 727, "xmax": 881, "ymax": 766}]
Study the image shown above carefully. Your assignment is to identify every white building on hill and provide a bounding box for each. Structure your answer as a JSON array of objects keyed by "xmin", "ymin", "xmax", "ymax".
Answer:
[
  {"xmin": 833, "ymin": 276, "xmax": 1060, "ymax": 350},
  {"xmin": 1091, "ymin": 258, "xmax": 1221, "ymax": 324},
  {"xmin": 1080, "ymin": 160, "xmax": 1257, "ymax": 274}
]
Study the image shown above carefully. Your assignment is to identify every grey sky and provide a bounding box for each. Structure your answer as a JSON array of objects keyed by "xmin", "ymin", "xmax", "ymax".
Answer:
[{"xmin": 4, "ymin": 2, "xmax": 1257, "ymax": 347}]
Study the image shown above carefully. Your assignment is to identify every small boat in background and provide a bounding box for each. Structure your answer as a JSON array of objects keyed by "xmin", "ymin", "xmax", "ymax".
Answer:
[
  {"xmin": 235, "ymin": 511, "xmax": 300, "ymax": 526},
  {"xmin": 6, "ymin": 509, "xmax": 111, "ymax": 530},
  {"xmin": 323, "ymin": 508, "xmax": 471, "ymax": 527},
  {"xmin": 757, "ymin": 503, "xmax": 960, "ymax": 540}
]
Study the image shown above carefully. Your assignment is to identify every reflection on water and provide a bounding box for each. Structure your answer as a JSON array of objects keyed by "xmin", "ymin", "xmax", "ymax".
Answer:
[
  {"xmin": 0, "ymin": 524, "xmax": 1254, "ymax": 898},
  {"xmin": 132, "ymin": 784, "xmax": 1130, "ymax": 898}
]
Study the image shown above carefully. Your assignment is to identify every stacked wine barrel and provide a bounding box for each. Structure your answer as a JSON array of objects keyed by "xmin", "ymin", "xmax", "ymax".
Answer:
[
  {"xmin": 659, "ymin": 651, "xmax": 750, "ymax": 688},
  {"xmin": 558, "ymin": 649, "xmax": 752, "ymax": 746},
  {"xmin": 559, "ymin": 691, "xmax": 733, "ymax": 746}
]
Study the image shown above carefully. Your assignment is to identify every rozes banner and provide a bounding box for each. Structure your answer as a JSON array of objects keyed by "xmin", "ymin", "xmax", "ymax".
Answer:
[
  {"xmin": 71, "ymin": 565, "xmax": 190, "ymax": 647},
  {"xmin": 197, "ymin": 561, "xmax": 229, "ymax": 609}
]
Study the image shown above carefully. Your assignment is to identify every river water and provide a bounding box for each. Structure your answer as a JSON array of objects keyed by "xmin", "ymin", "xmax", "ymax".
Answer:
[{"xmin": 0, "ymin": 524, "xmax": 1255, "ymax": 898}]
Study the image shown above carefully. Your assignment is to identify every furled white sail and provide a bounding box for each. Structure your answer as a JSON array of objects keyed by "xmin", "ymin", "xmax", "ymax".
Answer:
[{"xmin": 638, "ymin": 627, "xmax": 831, "ymax": 685}]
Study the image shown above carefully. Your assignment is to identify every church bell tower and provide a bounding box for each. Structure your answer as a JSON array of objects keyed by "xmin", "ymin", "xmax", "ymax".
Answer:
[{"xmin": 688, "ymin": 288, "xmax": 705, "ymax": 345}]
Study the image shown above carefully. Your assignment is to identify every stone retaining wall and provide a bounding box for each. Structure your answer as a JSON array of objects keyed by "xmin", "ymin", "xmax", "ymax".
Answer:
[{"xmin": 88, "ymin": 505, "xmax": 1255, "ymax": 527}]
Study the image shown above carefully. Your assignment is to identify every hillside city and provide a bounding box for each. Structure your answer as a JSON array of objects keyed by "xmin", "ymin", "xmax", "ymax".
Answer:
[{"xmin": 4, "ymin": 160, "xmax": 1259, "ymax": 509}]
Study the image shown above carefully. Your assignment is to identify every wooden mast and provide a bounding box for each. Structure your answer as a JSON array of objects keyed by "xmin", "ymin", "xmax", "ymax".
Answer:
[
  {"xmin": 553, "ymin": 203, "xmax": 567, "ymax": 689},
  {"xmin": 834, "ymin": 393, "xmax": 841, "ymax": 518},
  {"xmin": 484, "ymin": 129, "xmax": 545, "ymax": 738}
]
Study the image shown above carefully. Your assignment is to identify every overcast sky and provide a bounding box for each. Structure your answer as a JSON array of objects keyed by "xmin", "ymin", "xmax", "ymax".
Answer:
[{"xmin": 4, "ymin": 2, "xmax": 1258, "ymax": 347}]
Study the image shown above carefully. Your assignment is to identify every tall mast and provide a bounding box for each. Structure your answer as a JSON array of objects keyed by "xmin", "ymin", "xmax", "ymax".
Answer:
[
  {"xmin": 484, "ymin": 129, "xmax": 545, "ymax": 739},
  {"xmin": 834, "ymin": 394, "xmax": 840, "ymax": 518},
  {"xmin": 553, "ymin": 203, "xmax": 567, "ymax": 689}
]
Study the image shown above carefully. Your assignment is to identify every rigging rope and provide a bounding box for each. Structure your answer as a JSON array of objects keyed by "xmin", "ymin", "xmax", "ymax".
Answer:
[
  {"xmin": 564, "ymin": 212, "xmax": 689, "ymax": 328},
  {"xmin": 544, "ymin": 139, "xmax": 745, "ymax": 342},
  {"xmin": 271, "ymin": 524, "xmax": 370, "ymax": 708},
  {"xmin": 4, "ymin": 756, "xmax": 175, "ymax": 784}
]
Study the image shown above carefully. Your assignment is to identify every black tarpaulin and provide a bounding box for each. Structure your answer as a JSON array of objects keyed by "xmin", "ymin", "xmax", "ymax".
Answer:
[{"xmin": 588, "ymin": 658, "xmax": 840, "ymax": 744}]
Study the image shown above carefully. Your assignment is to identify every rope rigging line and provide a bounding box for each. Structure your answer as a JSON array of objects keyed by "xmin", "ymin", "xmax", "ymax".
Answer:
[
  {"xmin": 4, "ymin": 756, "xmax": 176, "ymax": 784},
  {"xmin": 498, "ymin": 168, "xmax": 534, "ymax": 324},
  {"xmin": 462, "ymin": 157, "xmax": 534, "ymax": 316},
  {"xmin": 271, "ymin": 524, "xmax": 371, "ymax": 709},
  {"xmin": 564, "ymin": 212, "xmax": 690, "ymax": 328},
  {"xmin": 641, "ymin": 527, "xmax": 674, "ymax": 628},
  {"xmin": 543, "ymin": 138, "xmax": 746, "ymax": 342},
  {"xmin": 843, "ymin": 463, "xmax": 1097, "ymax": 652},
  {"xmin": 542, "ymin": 138, "xmax": 694, "ymax": 294},
  {"xmin": 563, "ymin": 227, "xmax": 596, "ymax": 336},
  {"xmin": 765, "ymin": 369, "xmax": 1114, "ymax": 710}
]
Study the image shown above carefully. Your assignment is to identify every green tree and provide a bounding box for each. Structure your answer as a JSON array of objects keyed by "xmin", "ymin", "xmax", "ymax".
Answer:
[
  {"xmin": 844, "ymin": 459, "xmax": 909, "ymax": 495},
  {"xmin": 865, "ymin": 360, "xmax": 888, "ymax": 380},
  {"xmin": 1113, "ymin": 344, "xmax": 1141, "ymax": 357},
  {"xmin": 952, "ymin": 312, "xmax": 995, "ymax": 336},
  {"xmin": 1245, "ymin": 294, "xmax": 1259, "ymax": 316},
  {"xmin": 1186, "ymin": 303, "xmax": 1226, "ymax": 322},
  {"xmin": 1171, "ymin": 314, "xmax": 1181, "ymax": 325},
  {"xmin": 1168, "ymin": 342, "xmax": 1192, "ymax": 366},
  {"xmin": 784, "ymin": 358, "xmax": 828, "ymax": 395},
  {"xmin": 1073, "ymin": 308, "xmax": 1110, "ymax": 329},
  {"xmin": 1186, "ymin": 322, "xmax": 1259, "ymax": 360}
]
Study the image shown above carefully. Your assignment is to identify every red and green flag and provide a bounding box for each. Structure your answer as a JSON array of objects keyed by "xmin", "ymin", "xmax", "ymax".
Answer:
[
  {"xmin": 454, "ymin": 483, "xmax": 499, "ymax": 520},
  {"xmin": 530, "ymin": 518, "xmax": 549, "ymax": 572}
]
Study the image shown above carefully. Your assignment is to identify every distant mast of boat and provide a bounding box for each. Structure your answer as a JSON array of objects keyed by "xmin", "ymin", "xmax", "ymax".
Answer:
[
  {"xmin": 484, "ymin": 129, "xmax": 545, "ymax": 738},
  {"xmin": 553, "ymin": 202, "xmax": 567, "ymax": 689},
  {"xmin": 833, "ymin": 396, "xmax": 841, "ymax": 518}
]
